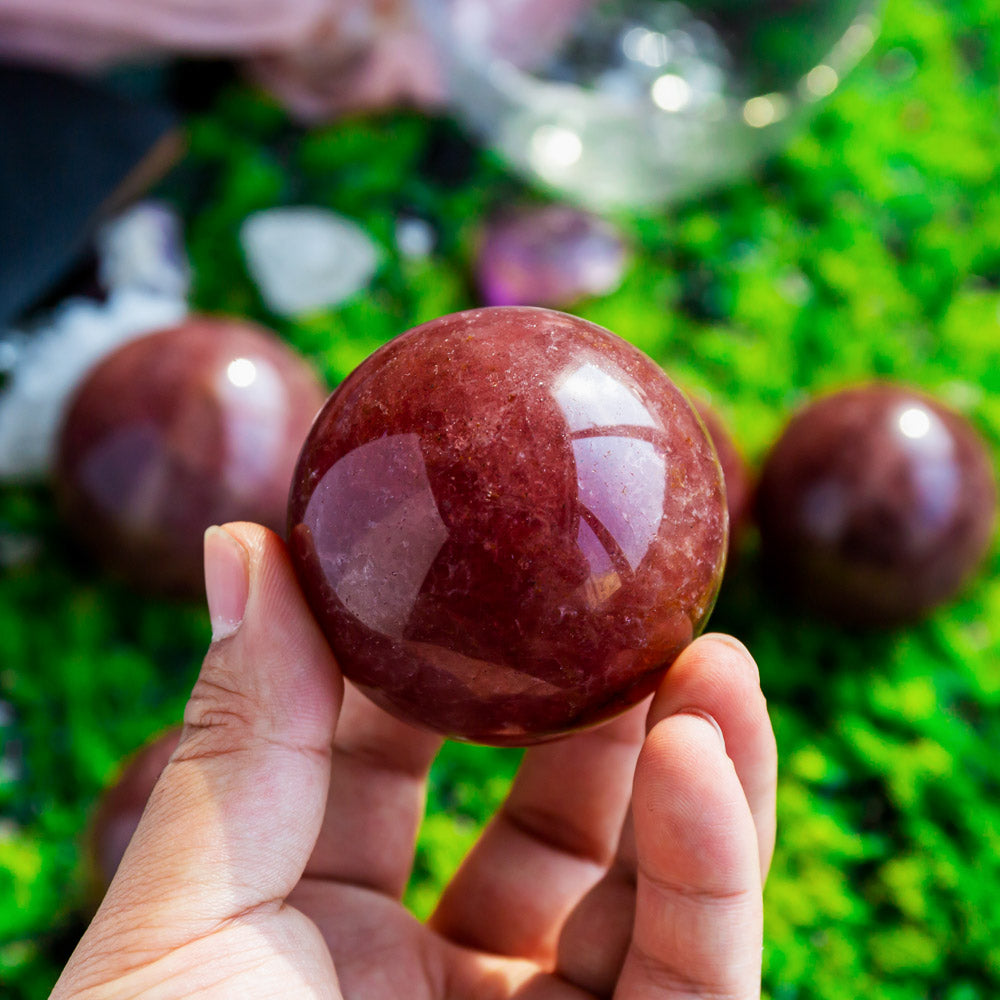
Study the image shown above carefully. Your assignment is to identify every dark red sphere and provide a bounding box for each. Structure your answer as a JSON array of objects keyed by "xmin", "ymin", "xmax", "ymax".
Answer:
[
  {"xmin": 288, "ymin": 306, "xmax": 728, "ymax": 745},
  {"xmin": 693, "ymin": 399, "xmax": 752, "ymax": 554},
  {"xmin": 757, "ymin": 384, "xmax": 997, "ymax": 626},
  {"xmin": 57, "ymin": 317, "xmax": 326, "ymax": 596}
]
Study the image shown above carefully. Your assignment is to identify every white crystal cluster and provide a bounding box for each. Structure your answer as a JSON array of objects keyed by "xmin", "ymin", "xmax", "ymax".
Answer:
[
  {"xmin": 96, "ymin": 201, "xmax": 191, "ymax": 300},
  {"xmin": 0, "ymin": 202, "xmax": 190, "ymax": 482},
  {"xmin": 240, "ymin": 207, "xmax": 381, "ymax": 317},
  {"xmin": 0, "ymin": 202, "xmax": 382, "ymax": 482}
]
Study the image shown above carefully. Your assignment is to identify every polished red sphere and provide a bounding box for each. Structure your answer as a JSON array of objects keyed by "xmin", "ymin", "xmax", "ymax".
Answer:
[
  {"xmin": 57, "ymin": 317, "xmax": 326, "ymax": 596},
  {"xmin": 757, "ymin": 384, "xmax": 997, "ymax": 625},
  {"xmin": 289, "ymin": 306, "xmax": 728, "ymax": 745}
]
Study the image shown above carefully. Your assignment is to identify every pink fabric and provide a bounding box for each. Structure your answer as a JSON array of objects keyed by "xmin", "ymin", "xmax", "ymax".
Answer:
[
  {"xmin": 247, "ymin": 29, "xmax": 444, "ymax": 119},
  {"xmin": 0, "ymin": 0, "xmax": 335, "ymax": 62},
  {"xmin": 0, "ymin": 0, "xmax": 443, "ymax": 117}
]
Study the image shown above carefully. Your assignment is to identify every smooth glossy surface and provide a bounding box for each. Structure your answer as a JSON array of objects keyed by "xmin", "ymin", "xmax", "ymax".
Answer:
[
  {"xmin": 289, "ymin": 306, "xmax": 727, "ymax": 745},
  {"xmin": 476, "ymin": 204, "xmax": 628, "ymax": 308},
  {"xmin": 757, "ymin": 384, "xmax": 997, "ymax": 625},
  {"xmin": 57, "ymin": 317, "xmax": 326, "ymax": 596}
]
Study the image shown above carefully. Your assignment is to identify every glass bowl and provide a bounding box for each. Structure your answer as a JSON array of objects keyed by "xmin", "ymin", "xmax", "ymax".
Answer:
[{"xmin": 420, "ymin": 0, "xmax": 881, "ymax": 209}]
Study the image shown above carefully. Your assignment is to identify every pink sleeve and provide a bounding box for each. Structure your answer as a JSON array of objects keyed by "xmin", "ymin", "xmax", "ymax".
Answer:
[
  {"xmin": 0, "ymin": 0, "xmax": 442, "ymax": 119},
  {"xmin": 0, "ymin": 0, "xmax": 339, "ymax": 68}
]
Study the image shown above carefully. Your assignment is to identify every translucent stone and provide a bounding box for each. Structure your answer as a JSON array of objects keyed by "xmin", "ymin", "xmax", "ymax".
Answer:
[
  {"xmin": 240, "ymin": 207, "xmax": 380, "ymax": 316},
  {"xmin": 289, "ymin": 306, "xmax": 727, "ymax": 745},
  {"xmin": 756, "ymin": 384, "xmax": 997, "ymax": 625},
  {"xmin": 96, "ymin": 201, "xmax": 190, "ymax": 299},
  {"xmin": 476, "ymin": 204, "xmax": 628, "ymax": 307},
  {"xmin": 56, "ymin": 317, "xmax": 326, "ymax": 596},
  {"xmin": 0, "ymin": 290, "xmax": 188, "ymax": 482}
]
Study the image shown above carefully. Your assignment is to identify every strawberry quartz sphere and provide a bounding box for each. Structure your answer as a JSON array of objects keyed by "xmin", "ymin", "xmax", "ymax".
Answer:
[
  {"xmin": 757, "ymin": 384, "xmax": 997, "ymax": 626},
  {"xmin": 288, "ymin": 306, "xmax": 728, "ymax": 745},
  {"xmin": 57, "ymin": 317, "xmax": 326, "ymax": 596}
]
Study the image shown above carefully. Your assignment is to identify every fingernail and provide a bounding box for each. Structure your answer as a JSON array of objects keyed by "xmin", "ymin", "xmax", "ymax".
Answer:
[
  {"xmin": 678, "ymin": 708, "xmax": 726, "ymax": 751},
  {"xmin": 204, "ymin": 526, "xmax": 249, "ymax": 642},
  {"xmin": 701, "ymin": 633, "xmax": 760, "ymax": 684},
  {"xmin": 701, "ymin": 632, "xmax": 753, "ymax": 661}
]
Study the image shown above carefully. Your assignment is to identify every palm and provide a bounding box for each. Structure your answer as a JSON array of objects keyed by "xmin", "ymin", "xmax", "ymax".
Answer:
[
  {"xmin": 179, "ymin": 885, "xmax": 564, "ymax": 1000},
  {"xmin": 293, "ymin": 883, "xmax": 573, "ymax": 1000}
]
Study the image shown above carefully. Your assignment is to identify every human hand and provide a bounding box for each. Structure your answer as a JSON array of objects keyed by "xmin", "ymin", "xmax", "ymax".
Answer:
[{"xmin": 53, "ymin": 521, "xmax": 776, "ymax": 1000}]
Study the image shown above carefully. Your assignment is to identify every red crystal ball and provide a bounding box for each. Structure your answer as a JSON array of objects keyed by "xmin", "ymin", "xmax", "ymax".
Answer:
[
  {"xmin": 57, "ymin": 317, "xmax": 326, "ymax": 596},
  {"xmin": 288, "ymin": 307, "xmax": 728, "ymax": 745},
  {"xmin": 757, "ymin": 384, "xmax": 997, "ymax": 626}
]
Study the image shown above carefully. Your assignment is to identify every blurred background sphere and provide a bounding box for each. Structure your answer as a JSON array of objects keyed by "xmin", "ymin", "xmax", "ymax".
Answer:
[{"xmin": 422, "ymin": 0, "xmax": 881, "ymax": 208}]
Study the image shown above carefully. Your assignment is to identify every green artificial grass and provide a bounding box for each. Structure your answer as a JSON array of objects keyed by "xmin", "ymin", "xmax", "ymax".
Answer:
[{"xmin": 3, "ymin": 0, "xmax": 1000, "ymax": 995}]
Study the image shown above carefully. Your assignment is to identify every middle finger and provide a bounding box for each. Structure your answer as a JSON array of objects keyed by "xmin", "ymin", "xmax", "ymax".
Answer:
[
  {"xmin": 303, "ymin": 683, "xmax": 443, "ymax": 897},
  {"xmin": 428, "ymin": 700, "xmax": 648, "ymax": 964}
]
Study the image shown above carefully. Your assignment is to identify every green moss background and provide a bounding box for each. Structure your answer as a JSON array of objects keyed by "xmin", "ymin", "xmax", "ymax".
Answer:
[{"xmin": 3, "ymin": 0, "xmax": 1000, "ymax": 995}]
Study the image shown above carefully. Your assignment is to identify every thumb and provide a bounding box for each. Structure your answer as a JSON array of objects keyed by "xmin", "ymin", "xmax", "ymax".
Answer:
[{"xmin": 101, "ymin": 522, "xmax": 343, "ymax": 935}]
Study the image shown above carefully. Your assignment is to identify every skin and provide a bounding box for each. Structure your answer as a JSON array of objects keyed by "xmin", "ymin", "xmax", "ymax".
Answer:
[{"xmin": 53, "ymin": 522, "xmax": 777, "ymax": 1000}]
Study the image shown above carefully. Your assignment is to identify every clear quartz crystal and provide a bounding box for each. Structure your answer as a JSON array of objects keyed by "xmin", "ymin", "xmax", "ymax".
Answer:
[
  {"xmin": 96, "ymin": 201, "xmax": 191, "ymax": 299},
  {"xmin": 0, "ymin": 202, "xmax": 190, "ymax": 481},
  {"xmin": 241, "ymin": 207, "xmax": 381, "ymax": 317},
  {"xmin": 0, "ymin": 291, "xmax": 187, "ymax": 481}
]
